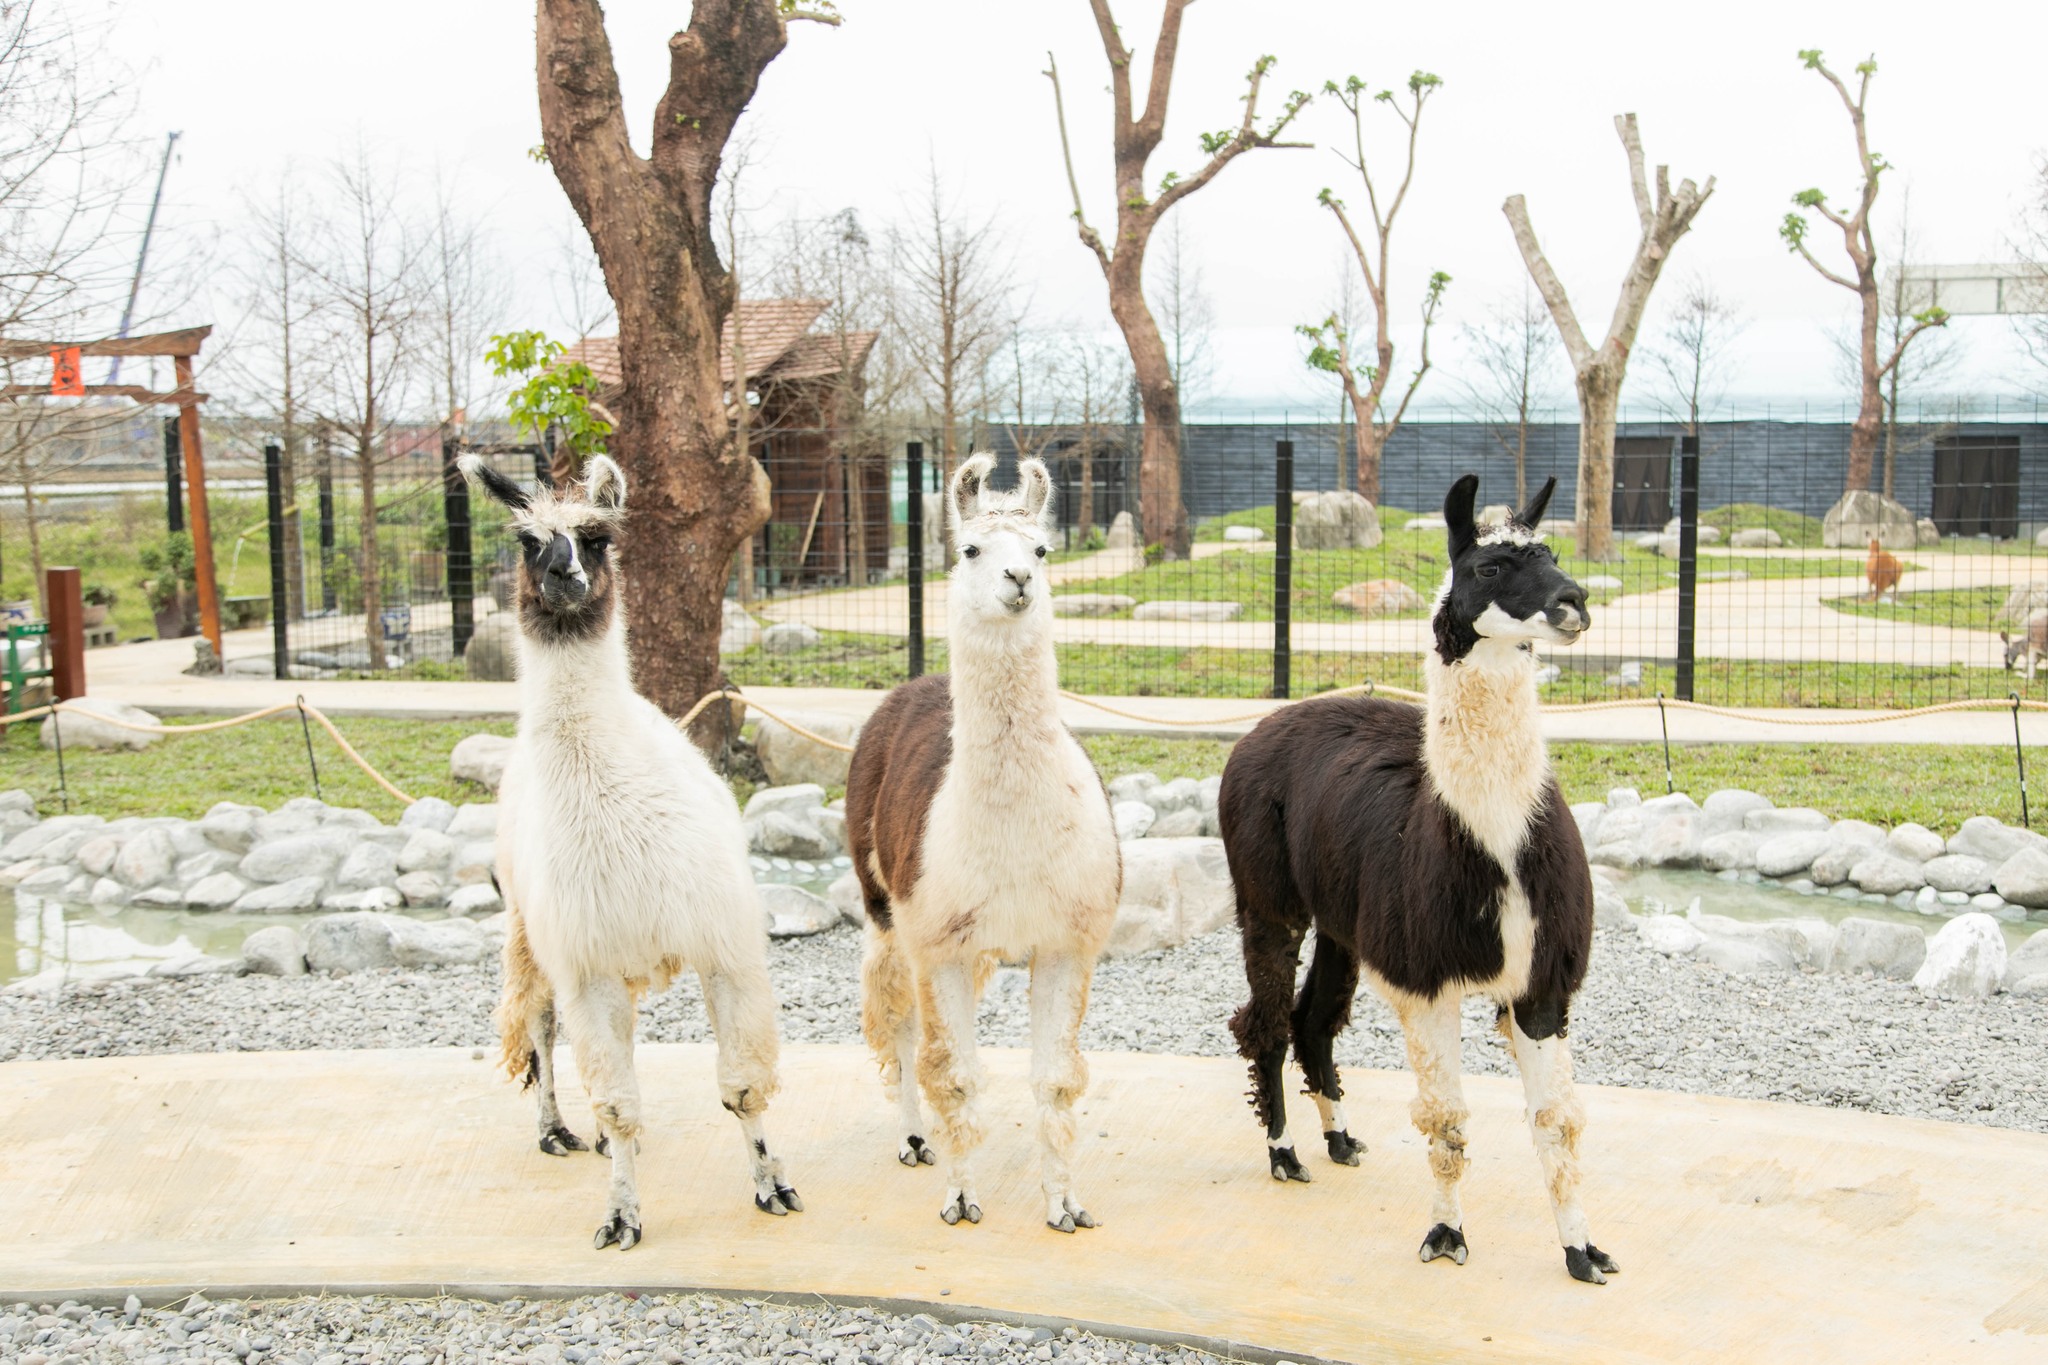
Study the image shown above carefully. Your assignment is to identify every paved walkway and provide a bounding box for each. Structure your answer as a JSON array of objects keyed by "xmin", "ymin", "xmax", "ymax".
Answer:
[{"xmin": 3, "ymin": 1045, "xmax": 2043, "ymax": 1361}]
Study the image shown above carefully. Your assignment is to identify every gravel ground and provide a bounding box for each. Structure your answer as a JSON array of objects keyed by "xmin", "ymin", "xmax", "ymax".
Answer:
[
  {"xmin": 5, "ymin": 923, "xmax": 2044, "ymax": 1134},
  {"xmin": 0, "ymin": 1290, "xmax": 1225, "ymax": 1365}
]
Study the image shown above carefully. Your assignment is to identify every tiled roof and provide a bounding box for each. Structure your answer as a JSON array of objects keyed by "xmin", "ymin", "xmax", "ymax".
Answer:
[
  {"xmin": 763, "ymin": 330, "xmax": 879, "ymax": 384},
  {"xmin": 559, "ymin": 299, "xmax": 838, "ymax": 397}
]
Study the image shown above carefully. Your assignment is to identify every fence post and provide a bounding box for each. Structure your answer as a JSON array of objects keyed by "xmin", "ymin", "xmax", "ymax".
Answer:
[
  {"xmin": 162, "ymin": 415, "xmax": 184, "ymax": 534},
  {"xmin": 906, "ymin": 440, "xmax": 925, "ymax": 679},
  {"xmin": 264, "ymin": 443, "xmax": 291, "ymax": 681},
  {"xmin": 1675, "ymin": 432, "xmax": 1699, "ymax": 702},
  {"xmin": 317, "ymin": 465, "xmax": 337, "ymax": 614},
  {"xmin": 1273, "ymin": 438, "xmax": 1294, "ymax": 700},
  {"xmin": 442, "ymin": 438, "xmax": 475, "ymax": 658},
  {"xmin": 43, "ymin": 567, "xmax": 84, "ymax": 701}
]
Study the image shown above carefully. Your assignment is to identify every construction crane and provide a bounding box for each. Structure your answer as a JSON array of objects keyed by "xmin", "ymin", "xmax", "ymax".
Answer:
[{"xmin": 107, "ymin": 130, "xmax": 181, "ymax": 386}]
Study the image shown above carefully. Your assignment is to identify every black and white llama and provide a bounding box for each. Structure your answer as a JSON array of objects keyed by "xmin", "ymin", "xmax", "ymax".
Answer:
[
  {"xmin": 1218, "ymin": 474, "xmax": 1617, "ymax": 1284},
  {"xmin": 464, "ymin": 453, "xmax": 800, "ymax": 1251}
]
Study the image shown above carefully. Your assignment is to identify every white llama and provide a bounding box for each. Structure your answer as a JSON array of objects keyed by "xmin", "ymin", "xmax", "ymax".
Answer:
[
  {"xmin": 463, "ymin": 453, "xmax": 800, "ymax": 1251},
  {"xmin": 844, "ymin": 454, "xmax": 1123, "ymax": 1232}
]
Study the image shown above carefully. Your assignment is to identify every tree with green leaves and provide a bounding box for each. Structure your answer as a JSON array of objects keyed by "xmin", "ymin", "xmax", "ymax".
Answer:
[
  {"xmin": 1045, "ymin": 0, "xmax": 1311, "ymax": 559},
  {"xmin": 1780, "ymin": 49, "xmax": 1947, "ymax": 497},
  {"xmin": 1304, "ymin": 71, "xmax": 1449, "ymax": 503},
  {"xmin": 484, "ymin": 329, "xmax": 613, "ymax": 486}
]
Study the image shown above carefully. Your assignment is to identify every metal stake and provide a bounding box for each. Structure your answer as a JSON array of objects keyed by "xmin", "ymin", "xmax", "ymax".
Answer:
[
  {"xmin": 1657, "ymin": 692, "xmax": 1674, "ymax": 795},
  {"xmin": 296, "ymin": 695, "xmax": 323, "ymax": 801},
  {"xmin": 2013, "ymin": 691, "xmax": 2030, "ymax": 827},
  {"xmin": 51, "ymin": 702, "xmax": 69, "ymax": 813}
]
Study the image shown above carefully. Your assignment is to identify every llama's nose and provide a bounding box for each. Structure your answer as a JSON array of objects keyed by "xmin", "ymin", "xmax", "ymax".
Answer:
[
  {"xmin": 1004, "ymin": 567, "xmax": 1032, "ymax": 590},
  {"xmin": 1551, "ymin": 583, "xmax": 1589, "ymax": 627}
]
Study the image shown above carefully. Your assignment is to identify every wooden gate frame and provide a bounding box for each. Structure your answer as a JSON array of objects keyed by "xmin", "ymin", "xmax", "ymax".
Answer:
[{"xmin": 0, "ymin": 326, "xmax": 222, "ymax": 657}]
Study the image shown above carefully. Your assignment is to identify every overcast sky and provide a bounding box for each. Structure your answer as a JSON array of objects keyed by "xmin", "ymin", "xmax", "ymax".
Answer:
[{"xmin": 109, "ymin": 0, "xmax": 2048, "ymax": 417}]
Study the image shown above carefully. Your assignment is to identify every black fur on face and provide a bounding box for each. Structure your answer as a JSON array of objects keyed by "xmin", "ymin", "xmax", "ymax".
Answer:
[
  {"xmin": 1433, "ymin": 474, "xmax": 1590, "ymax": 663},
  {"xmin": 461, "ymin": 454, "xmax": 626, "ymax": 648}
]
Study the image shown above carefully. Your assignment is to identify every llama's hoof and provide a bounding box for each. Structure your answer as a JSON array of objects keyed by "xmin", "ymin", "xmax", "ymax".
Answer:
[
  {"xmin": 1565, "ymin": 1244, "xmax": 1618, "ymax": 1285},
  {"xmin": 940, "ymin": 1192, "xmax": 982, "ymax": 1226},
  {"xmin": 1324, "ymin": 1129, "xmax": 1365, "ymax": 1165},
  {"xmin": 1267, "ymin": 1145, "xmax": 1312, "ymax": 1183},
  {"xmin": 593, "ymin": 1212, "xmax": 641, "ymax": 1250},
  {"xmin": 595, "ymin": 1135, "xmax": 608, "ymax": 1157},
  {"xmin": 898, "ymin": 1134, "xmax": 936, "ymax": 1167},
  {"xmin": 1048, "ymin": 1208, "xmax": 1098, "ymax": 1234},
  {"xmin": 753, "ymin": 1192, "xmax": 788, "ymax": 1217},
  {"xmin": 1419, "ymin": 1223, "xmax": 1468, "ymax": 1266},
  {"xmin": 772, "ymin": 1184, "xmax": 803, "ymax": 1213},
  {"xmin": 540, "ymin": 1125, "xmax": 588, "ymax": 1157}
]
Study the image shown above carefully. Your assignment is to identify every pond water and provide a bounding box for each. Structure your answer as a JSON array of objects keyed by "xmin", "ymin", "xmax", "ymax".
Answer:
[
  {"xmin": 4, "ymin": 855, "xmax": 851, "ymax": 986},
  {"xmin": 1612, "ymin": 867, "xmax": 2043, "ymax": 952}
]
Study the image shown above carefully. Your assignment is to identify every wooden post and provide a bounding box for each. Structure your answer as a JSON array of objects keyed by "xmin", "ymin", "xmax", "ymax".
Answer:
[
  {"xmin": 43, "ymin": 566, "xmax": 85, "ymax": 701},
  {"xmin": 173, "ymin": 355, "xmax": 222, "ymax": 659}
]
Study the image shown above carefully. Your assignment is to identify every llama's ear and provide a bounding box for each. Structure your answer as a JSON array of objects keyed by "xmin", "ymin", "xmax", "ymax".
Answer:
[
  {"xmin": 1017, "ymin": 457, "xmax": 1054, "ymax": 528},
  {"xmin": 1517, "ymin": 476, "xmax": 1556, "ymax": 529},
  {"xmin": 951, "ymin": 453, "xmax": 995, "ymax": 531},
  {"xmin": 459, "ymin": 454, "xmax": 531, "ymax": 512},
  {"xmin": 583, "ymin": 455, "xmax": 626, "ymax": 515},
  {"xmin": 1444, "ymin": 474, "xmax": 1480, "ymax": 560}
]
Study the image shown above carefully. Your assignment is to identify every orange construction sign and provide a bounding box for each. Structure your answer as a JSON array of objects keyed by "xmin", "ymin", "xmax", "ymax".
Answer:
[{"xmin": 48, "ymin": 346, "xmax": 82, "ymax": 396}]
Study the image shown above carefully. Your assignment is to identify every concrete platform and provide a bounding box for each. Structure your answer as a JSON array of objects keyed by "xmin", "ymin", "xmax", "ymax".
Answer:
[{"xmin": 3, "ymin": 1045, "xmax": 2045, "ymax": 1361}]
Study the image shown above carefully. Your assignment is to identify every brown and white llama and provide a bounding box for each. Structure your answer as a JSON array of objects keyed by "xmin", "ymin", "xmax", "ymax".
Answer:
[
  {"xmin": 845, "ymin": 453, "xmax": 1122, "ymax": 1232},
  {"xmin": 1220, "ymin": 474, "xmax": 1618, "ymax": 1284},
  {"xmin": 462, "ymin": 453, "xmax": 800, "ymax": 1251}
]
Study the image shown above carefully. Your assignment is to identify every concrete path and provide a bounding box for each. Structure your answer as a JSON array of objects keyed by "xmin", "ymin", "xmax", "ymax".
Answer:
[{"xmin": 3, "ymin": 1045, "xmax": 2044, "ymax": 1362}]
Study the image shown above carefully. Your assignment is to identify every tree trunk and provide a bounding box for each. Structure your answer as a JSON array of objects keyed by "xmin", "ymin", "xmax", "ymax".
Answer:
[
  {"xmin": 281, "ymin": 421, "xmax": 305, "ymax": 621},
  {"xmin": 22, "ymin": 474, "xmax": 43, "ymax": 618},
  {"xmin": 1108, "ymin": 255, "xmax": 1188, "ymax": 557},
  {"xmin": 357, "ymin": 426, "xmax": 385, "ymax": 670},
  {"xmin": 1353, "ymin": 420, "xmax": 1383, "ymax": 505},
  {"xmin": 1847, "ymin": 276, "xmax": 1883, "ymax": 492},
  {"xmin": 1079, "ymin": 445, "xmax": 1095, "ymax": 541},
  {"xmin": 1574, "ymin": 367, "xmax": 1620, "ymax": 561},
  {"xmin": 537, "ymin": 0, "xmax": 789, "ymax": 737},
  {"xmin": 1514, "ymin": 412, "xmax": 1529, "ymax": 509}
]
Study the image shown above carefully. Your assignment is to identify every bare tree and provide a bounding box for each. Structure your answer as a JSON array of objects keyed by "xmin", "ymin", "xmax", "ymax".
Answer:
[
  {"xmin": 425, "ymin": 175, "xmax": 510, "ymax": 435},
  {"xmin": 1780, "ymin": 49, "xmax": 1947, "ymax": 496},
  {"xmin": 547, "ymin": 213, "xmax": 615, "ymax": 342},
  {"xmin": 1457, "ymin": 284, "xmax": 1564, "ymax": 508},
  {"xmin": 2017, "ymin": 157, "xmax": 2048, "ymax": 398},
  {"xmin": 891, "ymin": 160, "xmax": 1011, "ymax": 486},
  {"xmin": 536, "ymin": 0, "xmax": 836, "ymax": 727},
  {"xmin": 1504, "ymin": 114, "xmax": 1713, "ymax": 559},
  {"xmin": 1304, "ymin": 71, "xmax": 1450, "ymax": 504},
  {"xmin": 1648, "ymin": 272, "xmax": 1746, "ymax": 435},
  {"xmin": 1148, "ymin": 215, "xmax": 1213, "ymax": 415},
  {"xmin": 1061, "ymin": 335, "xmax": 1130, "ymax": 545},
  {"xmin": 299, "ymin": 146, "xmax": 426, "ymax": 672},
  {"xmin": 1045, "ymin": 0, "xmax": 1310, "ymax": 558}
]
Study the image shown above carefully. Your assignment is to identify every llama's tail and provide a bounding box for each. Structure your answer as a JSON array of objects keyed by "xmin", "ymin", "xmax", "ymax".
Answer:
[
  {"xmin": 494, "ymin": 907, "xmax": 551, "ymax": 1086},
  {"xmin": 860, "ymin": 922, "xmax": 916, "ymax": 1081}
]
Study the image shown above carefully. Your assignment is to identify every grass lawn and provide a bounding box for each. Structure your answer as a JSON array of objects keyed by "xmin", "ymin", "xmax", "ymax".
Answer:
[
  {"xmin": 1824, "ymin": 586, "xmax": 2012, "ymax": 634},
  {"xmin": 0, "ymin": 704, "xmax": 2028, "ymax": 838}
]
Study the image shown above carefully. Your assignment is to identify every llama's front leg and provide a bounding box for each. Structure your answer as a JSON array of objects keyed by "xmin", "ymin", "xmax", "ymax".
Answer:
[
  {"xmin": 1228, "ymin": 914, "xmax": 1309, "ymax": 1182},
  {"xmin": 916, "ymin": 958, "xmax": 985, "ymax": 1226},
  {"xmin": 1505, "ymin": 999, "xmax": 1619, "ymax": 1285},
  {"xmin": 1294, "ymin": 933, "xmax": 1365, "ymax": 1167},
  {"xmin": 700, "ymin": 965, "xmax": 801, "ymax": 1215},
  {"xmin": 561, "ymin": 978, "xmax": 643, "ymax": 1250},
  {"xmin": 1400, "ymin": 991, "xmax": 1472, "ymax": 1266},
  {"xmin": 861, "ymin": 924, "xmax": 934, "ymax": 1166},
  {"xmin": 1029, "ymin": 950, "xmax": 1098, "ymax": 1233}
]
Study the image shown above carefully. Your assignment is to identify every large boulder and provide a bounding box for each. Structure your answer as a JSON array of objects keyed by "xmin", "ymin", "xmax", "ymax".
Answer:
[
  {"xmin": 1108, "ymin": 837, "xmax": 1234, "ymax": 956},
  {"xmin": 1833, "ymin": 918, "xmax": 1926, "ymax": 980},
  {"xmin": 389, "ymin": 915, "xmax": 489, "ymax": 967},
  {"xmin": 1052, "ymin": 594, "xmax": 1136, "ymax": 618},
  {"xmin": 1951, "ymin": 816, "xmax": 2048, "ymax": 866},
  {"xmin": 720, "ymin": 599, "xmax": 763, "ymax": 654},
  {"xmin": 1755, "ymin": 832, "xmax": 1831, "ymax": 879},
  {"xmin": 1131, "ymin": 600, "xmax": 1243, "ymax": 622},
  {"xmin": 112, "ymin": 828, "xmax": 177, "ymax": 889},
  {"xmin": 760, "ymin": 884, "xmax": 841, "ymax": 938},
  {"xmin": 464, "ymin": 613, "xmax": 519, "ymax": 681},
  {"xmin": 1821, "ymin": 489, "xmax": 1917, "ymax": 549},
  {"xmin": 1922, "ymin": 854, "xmax": 1995, "ymax": 896},
  {"xmin": 1885, "ymin": 823, "xmax": 1945, "ymax": 863},
  {"xmin": 1294, "ymin": 490, "xmax": 1383, "ymax": 551},
  {"xmin": 1993, "ymin": 846, "xmax": 2048, "ymax": 909},
  {"xmin": 2004, "ymin": 931, "xmax": 2048, "ymax": 995},
  {"xmin": 744, "ymin": 784, "xmax": 827, "ymax": 820},
  {"xmin": 234, "ymin": 876, "xmax": 329, "ymax": 913},
  {"xmin": 450, "ymin": 733, "xmax": 515, "ymax": 791},
  {"xmin": 1912, "ymin": 913, "xmax": 2007, "ymax": 999},
  {"xmin": 1727, "ymin": 527, "xmax": 1783, "ymax": 549},
  {"xmin": 41, "ymin": 698, "xmax": 161, "ymax": 752},
  {"xmin": 762, "ymin": 622, "xmax": 823, "ymax": 655},
  {"xmin": 1847, "ymin": 851, "xmax": 1927, "ymax": 896},
  {"xmin": 240, "ymin": 834, "xmax": 345, "ymax": 885},
  {"xmin": 1701, "ymin": 789, "xmax": 1773, "ymax": 838},
  {"xmin": 304, "ymin": 912, "xmax": 399, "ymax": 973},
  {"xmin": 1104, "ymin": 510, "xmax": 1138, "ymax": 551},
  {"xmin": 755, "ymin": 711, "xmax": 861, "ymax": 788},
  {"xmin": 826, "ymin": 869, "xmax": 865, "ymax": 926},
  {"xmin": 240, "ymin": 925, "xmax": 307, "ymax": 977},
  {"xmin": 1332, "ymin": 579, "xmax": 1426, "ymax": 617},
  {"xmin": 1994, "ymin": 584, "xmax": 2048, "ymax": 628}
]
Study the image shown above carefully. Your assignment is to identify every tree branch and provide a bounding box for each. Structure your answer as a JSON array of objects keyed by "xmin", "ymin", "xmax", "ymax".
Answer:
[
  {"xmin": 1086, "ymin": 0, "xmax": 1137, "ymax": 136},
  {"xmin": 1043, "ymin": 53, "xmax": 1109, "ymax": 270},
  {"xmin": 1134, "ymin": 0, "xmax": 1192, "ymax": 146},
  {"xmin": 1616, "ymin": 114, "xmax": 1652, "ymax": 233},
  {"xmin": 1321, "ymin": 194, "xmax": 1378, "ymax": 301},
  {"xmin": 1151, "ymin": 56, "xmax": 1309, "ymax": 219},
  {"xmin": 1876, "ymin": 313, "xmax": 1948, "ymax": 381},
  {"xmin": 1382, "ymin": 282, "xmax": 1440, "ymax": 433},
  {"xmin": 1502, "ymin": 194, "xmax": 1593, "ymax": 370},
  {"xmin": 1791, "ymin": 235, "xmax": 1857, "ymax": 291}
]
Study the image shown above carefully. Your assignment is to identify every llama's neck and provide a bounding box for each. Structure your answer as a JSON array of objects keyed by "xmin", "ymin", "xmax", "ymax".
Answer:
[
  {"xmin": 947, "ymin": 610, "xmax": 1064, "ymax": 779},
  {"xmin": 516, "ymin": 616, "xmax": 635, "ymax": 739},
  {"xmin": 1422, "ymin": 637, "xmax": 1551, "ymax": 863}
]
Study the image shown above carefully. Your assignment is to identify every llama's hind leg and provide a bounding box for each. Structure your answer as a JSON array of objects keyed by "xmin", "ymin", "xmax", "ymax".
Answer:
[
  {"xmin": 1293, "ymin": 932, "xmax": 1364, "ymax": 1166},
  {"xmin": 1029, "ymin": 950, "xmax": 1098, "ymax": 1233},
  {"xmin": 526, "ymin": 1003, "xmax": 588, "ymax": 1156},
  {"xmin": 700, "ymin": 964, "xmax": 802, "ymax": 1216},
  {"xmin": 916, "ymin": 957, "xmax": 986, "ymax": 1226},
  {"xmin": 1505, "ymin": 998, "xmax": 1618, "ymax": 1285},
  {"xmin": 1399, "ymin": 990, "xmax": 1472, "ymax": 1267},
  {"xmin": 1228, "ymin": 912, "xmax": 1309, "ymax": 1182},
  {"xmin": 495, "ymin": 911, "xmax": 586, "ymax": 1155},
  {"xmin": 560, "ymin": 977, "xmax": 643, "ymax": 1250},
  {"xmin": 861, "ymin": 922, "xmax": 933, "ymax": 1166}
]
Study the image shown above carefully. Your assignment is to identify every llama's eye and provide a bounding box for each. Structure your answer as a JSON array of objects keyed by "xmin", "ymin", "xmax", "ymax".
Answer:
[
  {"xmin": 1475, "ymin": 563, "xmax": 1501, "ymax": 579},
  {"xmin": 962, "ymin": 545, "xmax": 979, "ymax": 559},
  {"xmin": 583, "ymin": 536, "xmax": 611, "ymax": 559},
  {"xmin": 1034, "ymin": 545, "xmax": 1048, "ymax": 559}
]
